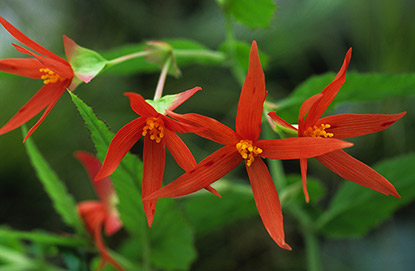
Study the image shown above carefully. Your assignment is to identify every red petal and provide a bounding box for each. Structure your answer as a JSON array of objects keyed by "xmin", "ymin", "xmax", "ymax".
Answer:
[
  {"xmin": 167, "ymin": 86, "xmax": 202, "ymax": 111},
  {"xmin": 0, "ymin": 17, "xmax": 67, "ymax": 63},
  {"xmin": 298, "ymin": 93, "xmax": 322, "ymax": 134},
  {"xmin": 316, "ymin": 150, "xmax": 400, "ymax": 198},
  {"xmin": 305, "ymin": 48, "xmax": 352, "ymax": 128},
  {"xmin": 13, "ymin": 43, "xmax": 73, "ymax": 79},
  {"xmin": 0, "ymin": 83, "xmax": 56, "ymax": 136},
  {"xmin": 236, "ymin": 41, "xmax": 266, "ymax": 141},
  {"xmin": 167, "ymin": 111, "xmax": 239, "ymax": 145},
  {"xmin": 74, "ymin": 151, "xmax": 115, "ymax": 203},
  {"xmin": 23, "ymin": 83, "xmax": 68, "ymax": 142},
  {"xmin": 142, "ymin": 136, "xmax": 166, "ymax": 227},
  {"xmin": 95, "ymin": 118, "xmax": 146, "ymax": 181},
  {"xmin": 257, "ymin": 137, "xmax": 353, "ymax": 160},
  {"xmin": 300, "ymin": 158, "xmax": 310, "ymax": 202},
  {"xmin": 246, "ymin": 159, "xmax": 291, "ymax": 250},
  {"xmin": 0, "ymin": 58, "xmax": 44, "ymax": 78},
  {"xmin": 162, "ymin": 115, "xmax": 199, "ymax": 134},
  {"xmin": 268, "ymin": 111, "xmax": 298, "ymax": 131},
  {"xmin": 164, "ymin": 129, "xmax": 221, "ymax": 197},
  {"xmin": 316, "ymin": 112, "xmax": 406, "ymax": 139},
  {"xmin": 124, "ymin": 92, "xmax": 158, "ymax": 116},
  {"xmin": 145, "ymin": 145, "xmax": 242, "ymax": 200},
  {"xmin": 104, "ymin": 211, "xmax": 123, "ymax": 236}
]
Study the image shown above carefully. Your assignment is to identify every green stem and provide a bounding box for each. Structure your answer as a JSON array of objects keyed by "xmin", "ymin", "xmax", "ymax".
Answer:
[
  {"xmin": 153, "ymin": 57, "xmax": 171, "ymax": 100},
  {"xmin": 106, "ymin": 51, "xmax": 152, "ymax": 67},
  {"xmin": 173, "ymin": 49, "xmax": 226, "ymax": 62},
  {"xmin": 224, "ymin": 14, "xmax": 245, "ymax": 86},
  {"xmin": 141, "ymin": 226, "xmax": 152, "ymax": 271}
]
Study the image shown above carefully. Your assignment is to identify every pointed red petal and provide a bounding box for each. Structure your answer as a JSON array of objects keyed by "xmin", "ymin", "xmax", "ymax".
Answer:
[
  {"xmin": 268, "ymin": 111, "xmax": 297, "ymax": 131},
  {"xmin": 300, "ymin": 158, "xmax": 310, "ymax": 202},
  {"xmin": 0, "ymin": 58, "xmax": 44, "ymax": 78},
  {"xmin": 0, "ymin": 83, "xmax": 56, "ymax": 136},
  {"xmin": 23, "ymin": 83, "xmax": 67, "ymax": 142},
  {"xmin": 316, "ymin": 150, "xmax": 400, "ymax": 198},
  {"xmin": 167, "ymin": 111, "xmax": 239, "ymax": 145},
  {"xmin": 162, "ymin": 115, "xmax": 199, "ymax": 133},
  {"xmin": 95, "ymin": 118, "xmax": 146, "ymax": 181},
  {"xmin": 13, "ymin": 43, "xmax": 73, "ymax": 79},
  {"xmin": 145, "ymin": 145, "xmax": 242, "ymax": 200},
  {"xmin": 74, "ymin": 151, "xmax": 115, "ymax": 203},
  {"xmin": 236, "ymin": 41, "xmax": 266, "ymax": 141},
  {"xmin": 305, "ymin": 48, "xmax": 352, "ymax": 128},
  {"xmin": 0, "ymin": 17, "xmax": 67, "ymax": 63},
  {"xmin": 316, "ymin": 112, "xmax": 406, "ymax": 139},
  {"xmin": 298, "ymin": 93, "xmax": 322, "ymax": 134},
  {"xmin": 142, "ymin": 136, "xmax": 166, "ymax": 227},
  {"xmin": 257, "ymin": 137, "xmax": 353, "ymax": 159},
  {"xmin": 246, "ymin": 159, "xmax": 291, "ymax": 250},
  {"xmin": 167, "ymin": 86, "xmax": 202, "ymax": 111},
  {"xmin": 124, "ymin": 92, "xmax": 158, "ymax": 116},
  {"xmin": 104, "ymin": 211, "xmax": 123, "ymax": 236}
]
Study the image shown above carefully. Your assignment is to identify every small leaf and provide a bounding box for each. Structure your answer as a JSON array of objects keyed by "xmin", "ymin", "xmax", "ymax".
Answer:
[
  {"xmin": 317, "ymin": 153, "xmax": 415, "ymax": 238},
  {"xmin": 68, "ymin": 91, "xmax": 146, "ymax": 239},
  {"xmin": 23, "ymin": 127, "xmax": 85, "ymax": 236},
  {"xmin": 150, "ymin": 199, "xmax": 197, "ymax": 270},
  {"xmin": 277, "ymin": 73, "xmax": 415, "ymax": 122},
  {"xmin": 223, "ymin": 0, "xmax": 277, "ymax": 28}
]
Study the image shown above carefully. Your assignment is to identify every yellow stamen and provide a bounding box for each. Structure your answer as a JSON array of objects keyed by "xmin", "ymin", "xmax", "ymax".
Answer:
[
  {"xmin": 303, "ymin": 123, "xmax": 334, "ymax": 138},
  {"xmin": 142, "ymin": 117, "xmax": 164, "ymax": 143},
  {"xmin": 39, "ymin": 68, "xmax": 65, "ymax": 84},
  {"xmin": 236, "ymin": 140, "xmax": 263, "ymax": 167}
]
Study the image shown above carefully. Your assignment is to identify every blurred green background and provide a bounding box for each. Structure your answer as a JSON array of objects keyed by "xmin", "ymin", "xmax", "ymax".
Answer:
[{"xmin": 0, "ymin": 0, "xmax": 414, "ymax": 270}]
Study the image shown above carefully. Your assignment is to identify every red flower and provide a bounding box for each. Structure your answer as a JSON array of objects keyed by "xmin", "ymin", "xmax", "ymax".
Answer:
[
  {"xmin": 145, "ymin": 41, "xmax": 352, "ymax": 249},
  {"xmin": 0, "ymin": 17, "xmax": 82, "ymax": 141},
  {"xmin": 94, "ymin": 87, "xmax": 220, "ymax": 227},
  {"xmin": 75, "ymin": 151, "xmax": 124, "ymax": 271},
  {"xmin": 268, "ymin": 48, "xmax": 405, "ymax": 202}
]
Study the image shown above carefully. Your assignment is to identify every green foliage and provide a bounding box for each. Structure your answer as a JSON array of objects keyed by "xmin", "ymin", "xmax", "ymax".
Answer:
[
  {"xmin": 0, "ymin": 229, "xmax": 85, "ymax": 247},
  {"xmin": 317, "ymin": 153, "xmax": 415, "ymax": 238},
  {"xmin": 23, "ymin": 129, "xmax": 85, "ymax": 236},
  {"xmin": 102, "ymin": 39, "xmax": 226, "ymax": 75},
  {"xmin": 219, "ymin": 0, "xmax": 277, "ymax": 28},
  {"xmin": 277, "ymin": 72, "xmax": 415, "ymax": 122}
]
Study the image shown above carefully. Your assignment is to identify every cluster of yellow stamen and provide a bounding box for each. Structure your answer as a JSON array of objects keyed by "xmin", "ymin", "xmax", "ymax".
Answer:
[
  {"xmin": 303, "ymin": 124, "xmax": 334, "ymax": 138},
  {"xmin": 236, "ymin": 140, "xmax": 263, "ymax": 167},
  {"xmin": 142, "ymin": 117, "xmax": 165, "ymax": 143},
  {"xmin": 39, "ymin": 68, "xmax": 66, "ymax": 84}
]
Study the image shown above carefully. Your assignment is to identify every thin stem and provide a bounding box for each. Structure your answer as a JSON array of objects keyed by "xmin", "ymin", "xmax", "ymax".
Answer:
[
  {"xmin": 107, "ymin": 51, "xmax": 152, "ymax": 67},
  {"xmin": 141, "ymin": 226, "xmax": 151, "ymax": 271},
  {"xmin": 174, "ymin": 49, "xmax": 226, "ymax": 62},
  {"xmin": 153, "ymin": 57, "xmax": 171, "ymax": 100},
  {"xmin": 224, "ymin": 14, "xmax": 245, "ymax": 86}
]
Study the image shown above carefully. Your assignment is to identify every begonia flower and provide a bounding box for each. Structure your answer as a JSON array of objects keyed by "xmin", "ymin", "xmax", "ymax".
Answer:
[
  {"xmin": 268, "ymin": 48, "xmax": 405, "ymax": 202},
  {"xmin": 145, "ymin": 41, "xmax": 353, "ymax": 249},
  {"xmin": 94, "ymin": 87, "xmax": 220, "ymax": 227},
  {"xmin": 75, "ymin": 151, "xmax": 124, "ymax": 271},
  {"xmin": 0, "ymin": 17, "xmax": 105, "ymax": 140}
]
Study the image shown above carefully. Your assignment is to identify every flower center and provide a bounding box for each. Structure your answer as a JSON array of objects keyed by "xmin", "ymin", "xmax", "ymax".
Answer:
[
  {"xmin": 142, "ymin": 117, "xmax": 165, "ymax": 143},
  {"xmin": 39, "ymin": 68, "xmax": 66, "ymax": 84},
  {"xmin": 303, "ymin": 124, "xmax": 334, "ymax": 138},
  {"xmin": 236, "ymin": 140, "xmax": 263, "ymax": 167}
]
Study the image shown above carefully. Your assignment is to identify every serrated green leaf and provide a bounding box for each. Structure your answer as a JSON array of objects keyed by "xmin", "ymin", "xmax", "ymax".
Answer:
[
  {"xmin": 224, "ymin": 0, "xmax": 277, "ymax": 28},
  {"xmin": 150, "ymin": 198, "xmax": 196, "ymax": 270},
  {"xmin": 68, "ymin": 91, "xmax": 146, "ymax": 239},
  {"xmin": 277, "ymin": 73, "xmax": 415, "ymax": 122},
  {"xmin": 316, "ymin": 153, "xmax": 415, "ymax": 238},
  {"xmin": 23, "ymin": 129, "xmax": 85, "ymax": 236},
  {"xmin": 102, "ymin": 39, "xmax": 225, "ymax": 75},
  {"xmin": 219, "ymin": 40, "xmax": 269, "ymax": 72}
]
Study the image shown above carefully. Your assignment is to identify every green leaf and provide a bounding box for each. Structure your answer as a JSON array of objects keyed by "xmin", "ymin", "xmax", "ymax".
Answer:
[
  {"xmin": 102, "ymin": 39, "xmax": 225, "ymax": 75},
  {"xmin": 222, "ymin": 0, "xmax": 277, "ymax": 28},
  {"xmin": 68, "ymin": 91, "xmax": 146, "ymax": 239},
  {"xmin": 316, "ymin": 153, "xmax": 415, "ymax": 238},
  {"xmin": 277, "ymin": 73, "xmax": 415, "ymax": 122},
  {"xmin": 23, "ymin": 128, "xmax": 85, "ymax": 236},
  {"xmin": 150, "ymin": 199, "xmax": 197, "ymax": 270},
  {"xmin": 219, "ymin": 40, "xmax": 269, "ymax": 72},
  {"xmin": 0, "ymin": 229, "xmax": 85, "ymax": 247},
  {"xmin": 184, "ymin": 180, "xmax": 257, "ymax": 236}
]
